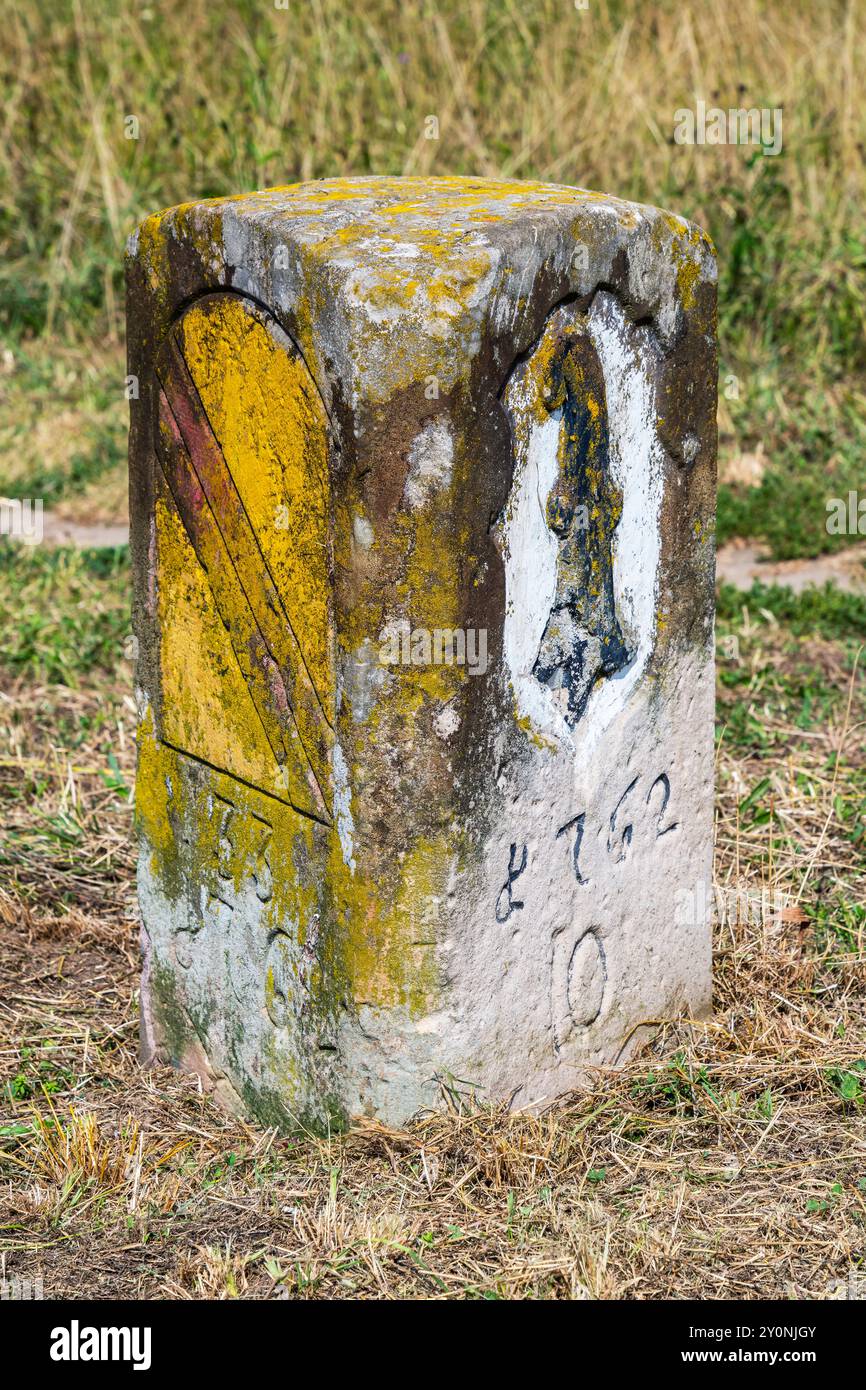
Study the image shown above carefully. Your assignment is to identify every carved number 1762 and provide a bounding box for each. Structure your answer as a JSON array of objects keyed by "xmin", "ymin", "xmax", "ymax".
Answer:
[{"xmin": 558, "ymin": 771, "xmax": 678, "ymax": 885}]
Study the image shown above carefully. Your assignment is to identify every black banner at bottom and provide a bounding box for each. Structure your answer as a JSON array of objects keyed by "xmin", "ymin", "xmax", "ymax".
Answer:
[{"xmin": 1, "ymin": 1295, "xmax": 856, "ymax": 1376}]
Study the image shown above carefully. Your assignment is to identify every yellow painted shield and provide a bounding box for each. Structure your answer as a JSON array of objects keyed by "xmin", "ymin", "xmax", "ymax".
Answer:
[{"xmin": 153, "ymin": 293, "xmax": 333, "ymax": 824}]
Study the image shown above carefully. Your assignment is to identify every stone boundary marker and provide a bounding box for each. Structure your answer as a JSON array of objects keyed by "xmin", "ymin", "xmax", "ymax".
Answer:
[{"xmin": 127, "ymin": 176, "xmax": 717, "ymax": 1130}]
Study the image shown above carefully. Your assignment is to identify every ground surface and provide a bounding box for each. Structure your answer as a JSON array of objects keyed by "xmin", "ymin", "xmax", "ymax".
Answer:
[
  {"xmin": 1, "ymin": 0, "xmax": 865, "ymax": 1300},
  {"xmin": 0, "ymin": 555, "xmax": 864, "ymax": 1299}
]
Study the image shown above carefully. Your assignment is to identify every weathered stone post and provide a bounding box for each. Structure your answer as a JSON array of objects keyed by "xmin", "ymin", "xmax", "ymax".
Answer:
[{"xmin": 128, "ymin": 177, "xmax": 717, "ymax": 1130}]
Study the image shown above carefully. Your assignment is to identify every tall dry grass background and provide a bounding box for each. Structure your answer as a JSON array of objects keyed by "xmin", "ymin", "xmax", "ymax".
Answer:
[
  {"xmin": 0, "ymin": 0, "xmax": 861, "ymax": 347},
  {"xmin": 1, "ymin": 0, "xmax": 865, "ymax": 553}
]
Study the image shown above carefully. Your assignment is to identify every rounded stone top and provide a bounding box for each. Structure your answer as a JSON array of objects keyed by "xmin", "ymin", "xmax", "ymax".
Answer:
[
  {"xmin": 215, "ymin": 173, "xmax": 623, "ymax": 218},
  {"xmin": 128, "ymin": 175, "xmax": 715, "ymax": 413},
  {"xmin": 133, "ymin": 174, "xmax": 690, "ymax": 255}
]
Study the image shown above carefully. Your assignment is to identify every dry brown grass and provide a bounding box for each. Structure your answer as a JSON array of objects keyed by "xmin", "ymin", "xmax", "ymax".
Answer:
[
  {"xmin": 3, "ymin": 1, "xmax": 864, "ymax": 564},
  {"xmin": 0, "ymin": 604, "xmax": 864, "ymax": 1299}
]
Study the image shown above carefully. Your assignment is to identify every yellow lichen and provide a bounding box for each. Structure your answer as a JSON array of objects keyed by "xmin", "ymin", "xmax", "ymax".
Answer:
[{"xmin": 178, "ymin": 296, "xmax": 333, "ymax": 715}]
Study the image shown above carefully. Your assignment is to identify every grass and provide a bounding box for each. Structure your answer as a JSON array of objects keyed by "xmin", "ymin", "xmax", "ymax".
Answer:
[
  {"xmin": 717, "ymin": 581, "xmax": 866, "ymax": 641},
  {"xmin": 716, "ymin": 384, "xmax": 866, "ymax": 559},
  {"xmin": 0, "ymin": 341, "xmax": 127, "ymax": 513},
  {"xmin": 0, "ymin": 543, "xmax": 130, "ymax": 684},
  {"xmin": 0, "ymin": 0, "xmax": 864, "ymax": 553},
  {"xmin": 0, "ymin": 556, "xmax": 864, "ymax": 1298}
]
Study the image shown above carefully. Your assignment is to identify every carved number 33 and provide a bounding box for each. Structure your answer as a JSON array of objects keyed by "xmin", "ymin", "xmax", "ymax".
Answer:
[{"xmin": 213, "ymin": 800, "xmax": 274, "ymax": 905}]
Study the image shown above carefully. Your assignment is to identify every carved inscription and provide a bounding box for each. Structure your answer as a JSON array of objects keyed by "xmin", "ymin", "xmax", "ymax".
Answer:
[
  {"xmin": 495, "ymin": 842, "xmax": 528, "ymax": 924},
  {"xmin": 207, "ymin": 795, "xmax": 273, "ymax": 912},
  {"xmin": 496, "ymin": 771, "xmax": 677, "ymax": 916},
  {"xmin": 560, "ymin": 770, "xmax": 680, "ymax": 885},
  {"xmin": 551, "ymin": 926, "xmax": 608, "ymax": 1049},
  {"xmin": 556, "ymin": 813, "xmax": 588, "ymax": 885},
  {"xmin": 168, "ymin": 784, "xmax": 275, "ymax": 980},
  {"xmin": 265, "ymin": 928, "xmax": 291, "ymax": 1029},
  {"xmin": 495, "ymin": 771, "xmax": 679, "ymax": 1047}
]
